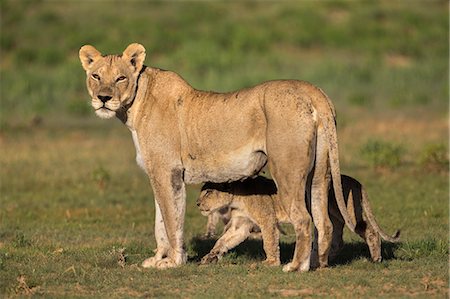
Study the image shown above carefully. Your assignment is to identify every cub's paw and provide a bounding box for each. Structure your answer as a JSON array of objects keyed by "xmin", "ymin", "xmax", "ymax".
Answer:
[
  {"xmin": 200, "ymin": 253, "xmax": 220, "ymax": 265},
  {"xmin": 262, "ymin": 258, "xmax": 281, "ymax": 266},
  {"xmin": 201, "ymin": 232, "xmax": 216, "ymax": 240}
]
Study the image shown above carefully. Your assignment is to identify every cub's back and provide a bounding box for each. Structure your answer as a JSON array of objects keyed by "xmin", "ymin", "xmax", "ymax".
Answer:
[{"xmin": 229, "ymin": 177, "xmax": 278, "ymax": 223}]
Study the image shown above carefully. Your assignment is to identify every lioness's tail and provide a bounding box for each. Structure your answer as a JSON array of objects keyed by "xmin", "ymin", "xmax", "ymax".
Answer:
[
  {"xmin": 361, "ymin": 188, "xmax": 401, "ymax": 242},
  {"xmin": 319, "ymin": 90, "xmax": 356, "ymax": 233}
]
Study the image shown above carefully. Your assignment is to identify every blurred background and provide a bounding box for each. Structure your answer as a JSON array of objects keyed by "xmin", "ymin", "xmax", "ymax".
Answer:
[
  {"xmin": 0, "ymin": 1, "xmax": 448, "ymax": 296},
  {"xmin": 2, "ymin": 0, "xmax": 448, "ymax": 178},
  {"xmin": 1, "ymin": 1, "xmax": 448, "ymax": 123}
]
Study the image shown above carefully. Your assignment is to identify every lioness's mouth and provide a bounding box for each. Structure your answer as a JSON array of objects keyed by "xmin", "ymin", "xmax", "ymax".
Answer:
[{"xmin": 96, "ymin": 106, "xmax": 114, "ymax": 111}]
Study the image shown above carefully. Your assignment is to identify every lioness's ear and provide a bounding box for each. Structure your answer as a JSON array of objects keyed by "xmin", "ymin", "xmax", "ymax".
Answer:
[
  {"xmin": 122, "ymin": 43, "xmax": 146, "ymax": 73},
  {"xmin": 79, "ymin": 45, "xmax": 102, "ymax": 71}
]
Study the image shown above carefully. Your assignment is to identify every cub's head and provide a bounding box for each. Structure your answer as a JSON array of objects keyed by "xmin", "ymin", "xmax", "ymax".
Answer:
[
  {"xmin": 196, "ymin": 183, "xmax": 233, "ymax": 216},
  {"xmin": 79, "ymin": 43, "xmax": 146, "ymax": 119}
]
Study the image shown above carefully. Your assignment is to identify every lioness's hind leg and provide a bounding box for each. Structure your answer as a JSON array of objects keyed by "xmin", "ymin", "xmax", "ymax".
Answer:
[
  {"xmin": 265, "ymin": 95, "xmax": 316, "ymax": 272},
  {"xmin": 269, "ymin": 162, "xmax": 311, "ymax": 272},
  {"xmin": 281, "ymin": 176, "xmax": 311, "ymax": 273}
]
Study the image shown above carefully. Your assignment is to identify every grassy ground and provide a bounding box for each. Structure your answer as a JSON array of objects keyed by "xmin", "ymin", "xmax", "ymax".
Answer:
[{"xmin": 1, "ymin": 1, "xmax": 448, "ymax": 298}]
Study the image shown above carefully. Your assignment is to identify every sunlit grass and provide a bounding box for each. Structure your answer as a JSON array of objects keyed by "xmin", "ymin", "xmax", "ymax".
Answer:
[
  {"xmin": 1, "ymin": 115, "xmax": 448, "ymax": 297},
  {"xmin": 0, "ymin": 0, "xmax": 448, "ymax": 297}
]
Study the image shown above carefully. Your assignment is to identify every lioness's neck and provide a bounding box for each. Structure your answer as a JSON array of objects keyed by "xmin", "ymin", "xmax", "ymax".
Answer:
[
  {"xmin": 121, "ymin": 66, "xmax": 193, "ymax": 131},
  {"xmin": 120, "ymin": 67, "xmax": 154, "ymax": 130}
]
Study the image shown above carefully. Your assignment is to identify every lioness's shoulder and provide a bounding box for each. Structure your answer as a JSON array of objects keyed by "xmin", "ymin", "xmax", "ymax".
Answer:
[
  {"xmin": 149, "ymin": 67, "xmax": 188, "ymax": 86},
  {"xmin": 147, "ymin": 67, "xmax": 192, "ymax": 98}
]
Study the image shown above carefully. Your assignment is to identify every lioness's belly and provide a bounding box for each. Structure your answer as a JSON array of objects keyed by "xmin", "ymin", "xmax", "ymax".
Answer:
[
  {"xmin": 183, "ymin": 145, "xmax": 267, "ymax": 184},
  {"xmin": 180, "ymin": 88, "xmax": 268, "ymax": 184}
]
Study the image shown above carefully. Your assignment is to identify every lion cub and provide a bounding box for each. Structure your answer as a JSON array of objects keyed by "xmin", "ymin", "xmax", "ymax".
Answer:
[
  {"xmin": 197, "ymin": 176, "xmax": 287, "ymax": 265},
  {"xmin": 198, "ymin": 175, "xmax": 400, "ymax": 265}
]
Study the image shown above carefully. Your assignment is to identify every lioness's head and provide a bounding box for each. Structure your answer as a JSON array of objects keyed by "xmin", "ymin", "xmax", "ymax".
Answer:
[
  {"xmin": 196, "ymin": 183, "xmax": 233, "ymax": 216},
  {"xmin": 79, "ymin": 43, "xmax": 146, "ymax": 119}
]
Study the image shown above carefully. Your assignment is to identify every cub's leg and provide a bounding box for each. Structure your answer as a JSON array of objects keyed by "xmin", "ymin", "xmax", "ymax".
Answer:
[
  {"xmin": 201, "ymin": 217, "xmax": 253, "ymax": 264},
  {"xmin": 327, "ymin": 175, "xmax": 354, "ymax": 262},
  {"xmin": 357, "ymin": 181, "xmax": 383, "ymax": 262},
  {"xmin": 142, "ymin": 199, "xmax": 170, "ymax": 268},
  {"xmin": 204, "ymin": 207, "xmax": 232, "ymax": 238},
  {"xmin": 204, "ymin": 211, "xmax": 221, "ymax": 238},
  {"xmin": 328, "ymin": 175, "xmax": 383, "ymax": 262},
  {"xmin": 327, "ymin": 211, "xmax": 345, "ymax": 262},
  {"xmin": 259, "ymin": 221, "xmax": 281, "ymax": 266},
  {"xmin": 310, "ymin": 127, "xmax": 333, "ymax": 268},
  {"xmin": 340, "ymin": 175, "xmax": 383, "ymax": 262},
  {"xmin": 361, "ymin": 221, "xmax": 382, "ymax": 262},
  {"xmin": 143, "ymin": 167, "xmax": 187, "ymax": 269}
]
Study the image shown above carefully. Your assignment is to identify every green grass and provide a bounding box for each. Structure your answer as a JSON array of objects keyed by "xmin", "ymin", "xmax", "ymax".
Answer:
[
  {"xmin": 1, "ymin": 0, "xmax": 448, "ymax": 125},
  {"xmin": 1, "ymin": 0, "xmax": 449, "ymax": 297}
]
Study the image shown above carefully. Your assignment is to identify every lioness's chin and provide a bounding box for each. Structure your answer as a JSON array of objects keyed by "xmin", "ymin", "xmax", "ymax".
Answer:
[{"xmin": 95, "ymin": 108, "xmax": 116, "ymax": 119}]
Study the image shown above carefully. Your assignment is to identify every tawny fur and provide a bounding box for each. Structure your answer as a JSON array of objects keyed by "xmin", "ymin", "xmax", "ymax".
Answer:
[
  {"xmin": 199, "ymin": 175, "xmax": 400, "ymax": 266},
  {"xmin": 325, "ymin": 175, "xmax": 400, "ymax": 263},
  {"xmin": 197, "ymin": 177, "xmax": 288, "ymax": 265},
  {"xmin": 79, "ymin": 43, "xmax": 355, "ymax": 271}
]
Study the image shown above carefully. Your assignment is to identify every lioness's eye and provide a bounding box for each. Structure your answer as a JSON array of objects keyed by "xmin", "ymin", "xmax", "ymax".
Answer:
[
  {"xmin": 91, "ymin": 74, "xmax": 100, "ymax": 80},
  {"xmin": 116, "ymin": 76, "xmax": 127, "ymax": 82}
]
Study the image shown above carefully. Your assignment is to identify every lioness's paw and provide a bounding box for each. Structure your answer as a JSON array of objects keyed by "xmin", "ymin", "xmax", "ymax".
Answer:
[
  {"xmin": 282, "ymin": 262, "xmax": 298, "ymax": 272},
  {"xmin": 155, "ymin": 257, "xmax": 180, "ymax": 269},
  {"xmin": 141, "ymin": 256, "xmax": 161, "ymax": 268},
  {"xmin": 201, "ymin": 232, "xmax": 216, "ymax": 239},
  {"xmin": 282, "ymin": 261, "xmax": 309, "ymax": 272},
  {"xmin": 200, "ymin": 253, "xmax": 219, "ymax": 265}
]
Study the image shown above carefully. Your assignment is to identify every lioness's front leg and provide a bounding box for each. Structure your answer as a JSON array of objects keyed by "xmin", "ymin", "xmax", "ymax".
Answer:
[
  {"xmin": 143, "ymin": 167, "xmax": 187, "ymax": 269},
  {"xmin": 142, "ymin": 199, "xmax": 170, "ymax": 268}
]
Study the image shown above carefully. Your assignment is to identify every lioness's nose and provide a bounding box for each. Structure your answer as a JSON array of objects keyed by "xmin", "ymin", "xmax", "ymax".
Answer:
[
  {"xmin": 98, "ymin": 95, "xmax": 112, "ymax": 103},
  {"xmin": 196, "ymin": 201, "xmax": 200, "ymax": 206}
]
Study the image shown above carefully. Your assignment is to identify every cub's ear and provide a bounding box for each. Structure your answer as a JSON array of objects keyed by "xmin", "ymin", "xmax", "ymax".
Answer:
[
  {"xmin": 79, "ymin": 45, "xmax": 102, "ymax": 71},
  {"xmin": 122, "ymin": 43, "xmax": 146, "ymax": 73}
]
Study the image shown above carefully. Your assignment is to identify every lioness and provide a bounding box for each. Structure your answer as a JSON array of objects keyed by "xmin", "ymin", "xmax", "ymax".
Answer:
[
  {"xmin": 197, "ymin": 175, "xmax": 400, "ymax": 265},
  {"xmin": 79, "ymin": 43, "xmax": 355, "ymax": 272}
]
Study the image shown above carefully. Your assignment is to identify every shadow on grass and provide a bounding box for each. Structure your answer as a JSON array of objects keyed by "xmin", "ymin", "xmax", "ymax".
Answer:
[
  {"xmin": 189, "ymin": 235, "xmax": 401, "ymax": 266},
  {"xmin": 330, "ymin": 241, "xmax": 401, "ymax": 266},
  {"xmin": 189, "ymin": 236, "xmax": 266, "ymax": 263}
]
